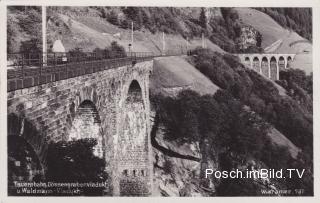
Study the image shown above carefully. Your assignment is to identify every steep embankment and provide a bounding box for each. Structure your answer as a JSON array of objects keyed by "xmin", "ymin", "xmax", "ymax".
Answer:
[
  {"xmin": 235, "ymin": 8, "xmax": 311, "ymax": 53},
  {"xmin": 149, "ymin": 55, "xmax": 301, "ymax": 196},
  {"xmin": 150, "ymin": 56, "xmax": 220, "ymax": 96},
  {"xmin": 235, "ymin": 8, "xmax": 312, "ymax": 74},
  {"xmin": 48, "ymin": 13, "xmax": 224, "ymax": 54},
  {"xmin": 149, "ymin": 56, "xmax": 217, "ymax": 196},
  {"xmin": 150, "ymin": 111, "xmax": 214, "ymax": 197}
]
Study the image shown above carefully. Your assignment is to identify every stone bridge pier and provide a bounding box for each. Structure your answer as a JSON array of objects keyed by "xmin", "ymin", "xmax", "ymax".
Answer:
[
  {"xmin": 7, "ymin": 60, "xmax": 154, "ymax": 196},
  {"xmin": 238, "ymin": 54, "xmax": 295, "ymax": 80}
]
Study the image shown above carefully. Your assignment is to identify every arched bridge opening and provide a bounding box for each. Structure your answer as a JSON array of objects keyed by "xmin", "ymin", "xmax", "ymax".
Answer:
[
  {"xmin": 7, "ymin": 114, "xmax": 44, "ymax": 195},
  {"xmin": 253, "ymin": 57, "xmax": 260, "ymax": 73},
  {"xmin": 7, "ymin": 54, "xmax": 154, "ymax": 196},
  {"xmin": 238, "ymin": 54, "xmax": 296, "ymax": 81},
  {"xmin": 287, "ymin": 56, "xmax": 293, "ymax": 68},
  {"xmin": 244, "ymin": 57, "xmax": 251, "ymax": 67},
  {"xmin": 270, "ymin": 56, "xmax": 277, "ymax": 81},
  {"xmin": 118, "ymin": 80, "xmax": 150, "ymax": 196},
  {"xmin": 278, "ymin": 56, "xmax": 285, "ymax": 71},
  {"xmin": 68, "ymin": 100, "xmax": 104, "ymax": 158},
  {"xmin": 261, "ymin": 57, "xmax": 269, "ymax": 77}
]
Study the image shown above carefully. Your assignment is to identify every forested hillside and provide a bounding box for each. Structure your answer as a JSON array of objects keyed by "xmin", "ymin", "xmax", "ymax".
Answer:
[
  {"xmin": 151, "ymin": 49, "xmax": 313, "ymax": 196},
  {"xmin": 7, "ymin": 6, "xmax": 312, "ymax": 55},
  {"xmin": 7, "ymin": 6, "xmax": 42, "ymax": 53},
  {"xmin": 6, "ymin": 7, "xmax": 266, "ymax": 54},
  {"xmin": 255, "ymin": 8, "xmax": 312, "ymax": 41}
]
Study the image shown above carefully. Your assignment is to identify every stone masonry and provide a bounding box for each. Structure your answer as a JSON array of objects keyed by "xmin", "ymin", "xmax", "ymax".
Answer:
[
  {"xmin": 7, "ymin": 60, "xmax": 153, "ymax": 196},
  {"xmin": 237, "ymin": 53, "xmax": 295, "ymax": 80}
]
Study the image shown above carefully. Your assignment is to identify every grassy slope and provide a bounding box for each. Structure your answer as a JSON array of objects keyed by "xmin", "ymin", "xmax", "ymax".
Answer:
[
  {"xmin": 150, "ymin": 56, "xmax": 220, "ymax": 97},
  {"xmin": 50, "ymin": 13, "xmax": 224, "ymax": 98},
  {"xmin": 267, "ymin": 128, "xmax": 300, "ymax": 158},
  {"xmin": 235, "ymin": 8, "xmax": 312, "ymax": 74},
  {"xmin": 50, "ymin": 14, "xmax": 224, "ymax": 54},
  {"xmin": 56, "ymin": 11, "xmax": 300, "ymax": 157},
  {"xmin": 235, "ymin": 8, "xmax": 289, "ymax": 49}
]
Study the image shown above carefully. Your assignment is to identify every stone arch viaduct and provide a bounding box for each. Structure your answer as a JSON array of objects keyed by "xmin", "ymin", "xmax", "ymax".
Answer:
[
  {"xmin": 237, "ymin": 54, "xmax": 296, "ymax": 80},
  {"xmin": 7, "ymin": 55, "xmax": 154, "ymax": 196},
  {"xmin": 6, "ymin": 50, "xmax": 296, "ymax": 196}
]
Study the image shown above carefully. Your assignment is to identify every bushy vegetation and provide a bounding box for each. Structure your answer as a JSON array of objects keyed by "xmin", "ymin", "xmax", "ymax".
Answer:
[
  {"xmin": 152, "ymin": 88, "xmax": 312, "ymax": 195},
  {"xmin": 118, "ymin": 7, "xmax": 185, "ymax": 35},
  {"xmin": 278, "ymin": 69, "xmax": 312, "ymax": 96},
  {"xmin": 152, "ymin": 49, "xmax": 313, "ymax": 195},
  {"xmin": 191, "ymin": 49, "xmax": 312, "ymax": 152},
  {"xmin": 7, "ymin": 6, "xmax": 42, "ymax": 53},
  {"xmin": 255, "ymin": 8, "xmax": 312, "ymax": 41},
  {"xmin": 152, "ymin": 89, "xmax": 289, "ymax": 164},
  {"xmin": 46, "ymin": 138, "xmax": 108, "ymax": 195},
  {"xmin": 193, "ymin": 49, "xmax": 313, "ymax": 195},
  {"xmin": 93, "ymin": 41, "xmax": 126, "ymax": 59},
  {"xmin": 66, "ymin": 41, "xmax": 126, "ymax": 62},
  {"xmin": 208, "ymin": 8, "xmax": 240, "ymax": 52},
  {"xmin": 208, "ymin": 8, "xmax": 262, "ymax": 53},
  {"xmin": 7, "ymin": 6, "xmax": 42, "ymax": 65},
  {"xmin": 277, "ymin": 69, "xmax": 313, "ymax": 112},
  {"xmin": 8, "ymin": 7, "xmax": 311, "ymax": 55},
  {"xmin": 100, "ymin": 7, "xmax": 262, "ymax": 53}
]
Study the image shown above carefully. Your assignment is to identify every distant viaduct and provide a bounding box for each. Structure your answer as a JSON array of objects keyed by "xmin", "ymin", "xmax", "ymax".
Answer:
[{"xmin": 237, "ymin": 54, "xmax": 296, "ymax": 80}]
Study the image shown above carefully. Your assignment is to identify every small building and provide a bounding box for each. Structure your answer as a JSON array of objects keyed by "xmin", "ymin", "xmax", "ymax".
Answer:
[
  {"xmin": 52, "ymin": 40, "xmax": 67, "ymax": 62},
  {"xmin": 52, "ymin": 39, "xmax": 66, "ymax": 53}
]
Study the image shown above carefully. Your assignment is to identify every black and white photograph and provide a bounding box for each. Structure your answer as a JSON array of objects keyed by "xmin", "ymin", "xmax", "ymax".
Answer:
[{"xmin": 1, "ymin": 0, "xmax": 318, "ymax": 200}]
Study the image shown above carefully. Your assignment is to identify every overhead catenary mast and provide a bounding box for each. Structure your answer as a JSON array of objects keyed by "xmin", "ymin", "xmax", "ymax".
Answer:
[
  {"xmin": 186, "ymin": 36, "xmax": 189, "ymax": 51},
  {"xmin": 131, "ymin": 21, "xmax": 133, "ymax": 51},
  {"xmin": 42, "ymin": 6, "xmax": 47, "ymax": 65},
  {"xmin": 202, "ymin": 32, "xmax": 205, "ymax": 49},
  {"xmin": 162, "ymin": 32, "xmax": 165, "ymax": 55}
]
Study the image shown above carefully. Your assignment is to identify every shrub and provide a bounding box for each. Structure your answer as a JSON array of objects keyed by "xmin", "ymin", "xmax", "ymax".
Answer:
[
  {"xmin": 46, "ymin": 138, "xmax": 108, "ymax": 195},
  {"xmin": 106, "ymin": 10, "xmax": 118, "ymax": 25},
  {"xmin": 191, "ymin": 49, "xmax": 312, "ymax": 152}
]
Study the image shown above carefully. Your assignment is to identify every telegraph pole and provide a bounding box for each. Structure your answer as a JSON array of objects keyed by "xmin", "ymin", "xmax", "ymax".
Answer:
[
  {"xmin": 202, "ymin": 33, "xmax": 205, "ymax": 49},
  {"xmin": 186, "ymin": 36, "xmax": 189, "ymax": 51},
  {"xmin": 131, "ymin": 21, "xmax": 133, "ymax": 51},
  {"xmin": 42, "ymin": 6, "xmax": 47, "ymax": 65},
  {"xmin": 162, "ymin": 32, "xmax": 165, "ymax": 55}
]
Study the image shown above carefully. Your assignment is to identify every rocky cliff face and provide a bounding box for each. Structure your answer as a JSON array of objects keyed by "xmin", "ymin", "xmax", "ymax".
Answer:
[
  {"xmin": 149, "ymin": 109, "xmax": 289, "ymax": 196},
  {"xmin": 150, "ymin": 111, "xmax": 217, "ymax": 196}
]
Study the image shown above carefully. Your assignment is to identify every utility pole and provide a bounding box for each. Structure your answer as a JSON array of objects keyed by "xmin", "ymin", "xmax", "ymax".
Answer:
[
  {"xmin": 186, "ymin": 36, "xmax": 189, "ymax": 51},
  {"xmin": 162, "ymin": 32, "xmax": 165, "ymax": 55},
  {"xmin": 42, "ymin": 6, "xmax": 47, "ymax": 65},
  {"xmin": 131, "ymin": 21, "xmax": 133, "ymax": 51},
  {"xmin": 205, "ymin": 36, "xmax": 207, "ymax": 48},
  {"xmin": 202, "ymin": 33, "xmax": 205, "ymax": 49}
]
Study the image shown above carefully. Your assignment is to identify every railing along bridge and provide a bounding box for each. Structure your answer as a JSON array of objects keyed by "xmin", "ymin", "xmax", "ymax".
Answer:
[{"xmin": 7, "ymin": 50, "xmax": 186, "ymax": 92}]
